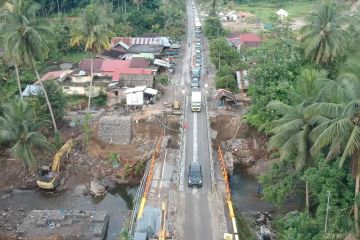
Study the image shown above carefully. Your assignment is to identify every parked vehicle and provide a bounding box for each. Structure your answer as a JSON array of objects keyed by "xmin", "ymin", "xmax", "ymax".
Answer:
[{"xmin": 188, "ymin": 161, "xmax": 202, "ymax": 187}]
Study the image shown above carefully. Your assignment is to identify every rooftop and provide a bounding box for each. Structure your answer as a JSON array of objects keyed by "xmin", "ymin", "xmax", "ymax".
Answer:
[
  {"xmin": 130, "ymin": 57, "xmax": 150, "ymax": 68},
  {"xmin": 79, "ymin": 59, "xmax": 104, "ymax": 74},
  {"xmin": 128, "ymin": 44, "xmax": 164, "ymax": 55},
  {"xmin": 101, "ymin": 60, "xmax": 153, "ymax": 81},
  {"xmin": 228, "ymin": 33, "xmax": 261, "ymax": 43},
  {"xmin": 39, "ymin": 70, "xmax": 71, "ymax": 83},
  {"xmin": 111, "ymin": 37, "xmax": 171, "ymax": 47}
]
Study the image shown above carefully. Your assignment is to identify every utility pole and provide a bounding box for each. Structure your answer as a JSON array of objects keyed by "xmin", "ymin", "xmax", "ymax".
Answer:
[
  {"xmin": 325, "ymin": 191, "xmax": 331, "ymax": 233},
  {"xmin": 218, "ymin": 51, "xmax": 220, "ymax": 70}
]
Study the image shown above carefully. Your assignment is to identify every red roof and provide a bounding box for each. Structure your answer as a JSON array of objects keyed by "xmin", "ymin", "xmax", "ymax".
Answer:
[
  {"xmin": 112, "ymin": 37, "xmax": 132, "ymax": 46},
  {"xmin": 130, "ymin": 57, "xmax": 150, "ymax": 68},
  {"xmin": 39, "ymin": 70, "xmax": 68, "ymax": 83},
  {"xmin": 101, "ymin": 60, "xmax": 152, "ymax": 81},
  {"xmin": 229, "ymin": 33, "xmax": 261, "ymax": 43}
]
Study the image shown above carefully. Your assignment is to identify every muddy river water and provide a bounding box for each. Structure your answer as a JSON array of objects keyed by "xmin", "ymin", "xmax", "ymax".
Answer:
[
  {"xmin": 230, "ymin": 165, "xmax": 300, "ymax": 215},
  {"xmin": 0, "ymin": 184, "xmax": 137, "ymax": 240},
  {"xmin": 0, "ymin": 166, "xmax": 299, "ymax": 239}
]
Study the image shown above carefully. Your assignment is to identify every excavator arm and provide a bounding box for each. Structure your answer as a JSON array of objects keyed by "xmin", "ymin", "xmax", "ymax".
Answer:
[{"xmin": 51, "ymin": 139, "xmax": 74, "ymax": 172}]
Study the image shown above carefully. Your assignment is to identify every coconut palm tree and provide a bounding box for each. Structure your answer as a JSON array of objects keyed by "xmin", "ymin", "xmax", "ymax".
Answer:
[
  {"xmin": 307, "ymin": 58, "xmax": 360, "ymax": 233},
  {"xmin": 132, "ymin": 0, "xmax": 143, "ymax": 10},
  {"xmin": 70, "ymin": 4, "xmax": 114, "ymax": 111},
  {"xmin": 267, "ymin": 68, "xmax": 326, "ymax": 210},
  {"xmin": 0, "ymin": 0, "xmax": 39, "ymax": 100},
  {"xmin": 0, "ymin": 98, "xmax": 54, "ymax": 172},
  {"xmin": 0, "ymin": 0, "xmax": 58, "ymax": 131},
  {"xmin": 300, "ymin": 0, "xmax": 350, "ymax": 65}
]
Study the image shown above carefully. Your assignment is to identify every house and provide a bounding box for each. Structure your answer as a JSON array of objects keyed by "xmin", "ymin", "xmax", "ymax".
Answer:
[
  {"xmin": 215, "ymin": 89, "xmax": 237, "ymax": 109},
  {"xmin": 101, "ymin": 59, "xmax": 154, "ymax": 82},
  {"xmin": 37, "ymin": 70, "xmax": 72, "ymax": 84},
  {"xmin": 119, "ymin": 74, "xmax": 154, "ymax": 88},
  {"xmin": 124, "ymin": 53, "xmax": 155, "ymax": 60},
  {"xmin": 227, "ymin": 33, "xmax": 261, "ymax": 49},
  {"xmin": 61, "ymin": 59, "xmax": 110, "ymax": 96},
  {"xmin": 21, "ymin": 85, "xmax": 42, "ymax": 97},
  {"xmin": 111, "ymin": 37, "xmax": 171, "ymax": 48},
  {"xmin": 128, "ymin": 44, "xmax": 165, "ymax": 57},
  {"xmin": 125, "ymin": 86, "xmax": 158, "ymax": 106},
  {"xmin": 71, "ymin": 59, "xmax": 104, "ymax": 83},
  {"xmin": 99, "ymin": 43, "xmax": 128, "ymax": 60},
  {"xmin": 226, "ymin": 12, "xmax": 238, "ymax": 21},
  {"xmin": 276, "ymin": 9, "xmax": 288, "ymax": 18},
  {"xmin": 107, "ymin": 85, "xmax": 158, "ymax": 107},
  {"xmin": 107, "ymin": 82, "xmax": 127, "ymax": 106},
  {"xmin": 129, "ymin": 57, "xmax": 151, "ymax": 68}
]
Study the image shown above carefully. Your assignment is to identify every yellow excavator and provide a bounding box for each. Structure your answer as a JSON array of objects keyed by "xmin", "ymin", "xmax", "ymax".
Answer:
[{"xmin": 37, "ymin": 139, "xmax": 74, "ymax": 189}]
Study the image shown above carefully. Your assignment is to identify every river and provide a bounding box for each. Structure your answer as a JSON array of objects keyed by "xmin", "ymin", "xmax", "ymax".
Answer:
[
  {"xmin": 230, "ymin": 164, "xmax": 302, "ymax": 238},
  {"xmin": 0, "ymin": 184, "xmax": 137, "ymax": 240}
]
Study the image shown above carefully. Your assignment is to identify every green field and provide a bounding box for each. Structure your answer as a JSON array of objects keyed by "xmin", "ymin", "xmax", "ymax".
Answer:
[{"xmin": 230, "ymin": 1, "xmax": 320, "ymax": 21}]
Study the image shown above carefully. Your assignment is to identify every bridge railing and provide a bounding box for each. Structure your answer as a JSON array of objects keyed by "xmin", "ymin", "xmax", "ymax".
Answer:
[
  {"xmin": 128, "ymin": 134, "xmax": 163, "ymax": 237},
  {"xmin": 218, "ymin": 146, "xmax": 239, "ymax": 240}
]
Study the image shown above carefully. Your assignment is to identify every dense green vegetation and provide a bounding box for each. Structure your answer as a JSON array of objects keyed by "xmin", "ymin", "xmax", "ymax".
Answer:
[
  {"xmin": 0, "ymin": 0, "xmax": 186, "ymax": 169},
  {"xmin": 0, "ymin": 99, "xmax": 54, "ymax": 172},
  {"xmin": 206, "ymin": 17, "xmax": 243, "ymax": 92},
  {"xmin": 204, "ymin": 0, "xmax": 360, "ymax": 237},
  {"xmin": 226, "ymin": 0, "xmax": 360, "ymax": 238}
]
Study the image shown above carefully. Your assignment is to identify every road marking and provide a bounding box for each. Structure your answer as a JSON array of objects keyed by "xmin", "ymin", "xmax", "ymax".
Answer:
[
  {"xmin": 193, "ymin": 112, "xmax": 198, "ymax": 162},
  {"xmin": 192, "ymin": 188, "xmax": 198, "ymax": 194}
]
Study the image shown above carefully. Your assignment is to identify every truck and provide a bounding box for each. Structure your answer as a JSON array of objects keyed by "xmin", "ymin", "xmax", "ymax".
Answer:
[{"xmin": 191, "ymin": 91, "xmax": 202, "ymax": 112}]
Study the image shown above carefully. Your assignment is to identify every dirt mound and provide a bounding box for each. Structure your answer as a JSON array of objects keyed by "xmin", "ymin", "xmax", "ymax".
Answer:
[
  {"xmin": 0, "ymin": 160, "xmax": 37, "ymax": 192},
  {"xmin": 211, "ymin": 114, "xmax": 271, "ymax": 176}
]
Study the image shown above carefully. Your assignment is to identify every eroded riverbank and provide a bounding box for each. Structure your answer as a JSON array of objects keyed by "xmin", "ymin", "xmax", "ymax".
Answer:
[{"xmin": 0, "ymin": 184, "xmax": 137, "ymax": 240}]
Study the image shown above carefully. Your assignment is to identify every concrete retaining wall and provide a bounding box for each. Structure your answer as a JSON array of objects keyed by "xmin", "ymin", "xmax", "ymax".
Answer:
[{"xmin": 98, "ymin": 115, "xmax": 132, "ymax": 144}]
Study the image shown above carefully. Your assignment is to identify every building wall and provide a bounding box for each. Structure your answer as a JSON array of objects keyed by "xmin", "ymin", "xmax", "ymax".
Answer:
[
  {"xmin": 107, "ymin": 89, "xmax": 126, "ymax": 106},
  {"xmin": 62, "ymin": 86, "xmax": 102, "ymax": 96},
  {"xmin": 71, "ymin": 75, "xmax": 91, "ymax": 83},
  {"xmin": 121, "ymin": 78, "xmax": 154, "ymax": 88}
]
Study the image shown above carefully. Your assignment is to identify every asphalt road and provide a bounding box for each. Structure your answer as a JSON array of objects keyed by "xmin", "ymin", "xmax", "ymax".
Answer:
[{"xmin": 179, "ymin": 1, "xmax": 220, "ymax": 239}]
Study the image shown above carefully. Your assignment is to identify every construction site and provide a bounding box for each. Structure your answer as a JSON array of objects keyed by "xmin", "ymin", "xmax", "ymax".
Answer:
[{"xmin": 0, "ymin": 0, "xmax": 272, "ymax": 239}]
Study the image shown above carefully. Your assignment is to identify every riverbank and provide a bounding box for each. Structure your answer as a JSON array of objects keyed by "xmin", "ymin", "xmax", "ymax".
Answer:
[{"xmin": 0, "ymin": 184, "xmax": 137, "ymax": 240}]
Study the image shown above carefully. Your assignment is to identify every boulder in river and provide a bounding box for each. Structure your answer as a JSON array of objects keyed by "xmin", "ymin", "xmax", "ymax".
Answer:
[{"xmin": 90, "ymin": 180, "xmax": 107, "ymax": 197}]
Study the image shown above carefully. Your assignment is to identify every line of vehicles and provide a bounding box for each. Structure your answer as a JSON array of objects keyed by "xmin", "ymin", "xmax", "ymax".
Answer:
[
  {"xmin": 189, "ymin": 1, "xmax": 203, "ymax": 188},
  {"xmin": 190, "ymin": 1, "xmax": 203, "ymax": 113}
]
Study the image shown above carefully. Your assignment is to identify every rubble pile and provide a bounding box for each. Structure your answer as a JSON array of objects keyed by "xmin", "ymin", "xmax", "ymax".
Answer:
[
  {"xmin": 254, "ymin": 212, "xmax": 276, "ymax": 240},
  {"xmin": 16, "ymin": 210, "xmax": 109, "ymax": 240},
  {"xmin": 0, "ymin": 208, "xmax": 29, "ymax": 239}
]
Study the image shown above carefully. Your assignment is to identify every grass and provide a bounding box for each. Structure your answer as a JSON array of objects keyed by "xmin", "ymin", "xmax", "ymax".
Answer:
[
  {"xmin": 67, "ymin": 94, "xmax": 107, "ymax": 109},
  {"xmin": 229, "ymin": 0, "xmax": 320, "ymax": 22},
  {"xmin": 59, "ymin": 52, "xmax": 92, "ymax": 63}
]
